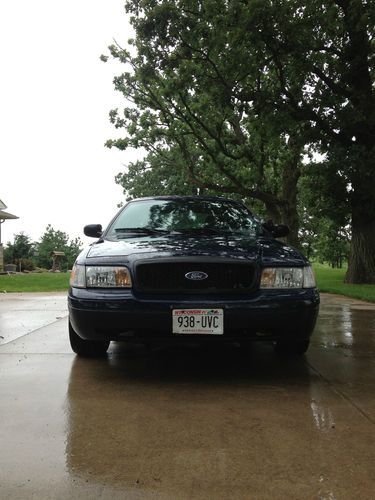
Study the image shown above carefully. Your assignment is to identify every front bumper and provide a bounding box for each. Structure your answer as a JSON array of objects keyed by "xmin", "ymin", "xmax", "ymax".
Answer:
[{"xmin": 68, "ymin": 287, "xmax": 320, "ymax": 343}]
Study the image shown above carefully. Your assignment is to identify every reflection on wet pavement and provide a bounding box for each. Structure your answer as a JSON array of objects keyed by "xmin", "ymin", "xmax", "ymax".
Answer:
[
  {"xmin": 313, "ymin": 294, "xmax": 375, "ymax": 355},
  {"xmin": 310, "ymin": 393, "xmax": 336, "ymax": 433},
  {"xmin": 0, "ymin": 293, "xmax": 374, "ymax": 499}
]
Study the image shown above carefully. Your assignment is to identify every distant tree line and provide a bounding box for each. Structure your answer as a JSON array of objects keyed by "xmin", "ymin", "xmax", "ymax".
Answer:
[
  {"xmin": 4, "ymin": 225, "xmax": 82, "ymax": 272},
  {"xmin": 103, "ymin": 0, "xmax": 374, "ymax": 281}
]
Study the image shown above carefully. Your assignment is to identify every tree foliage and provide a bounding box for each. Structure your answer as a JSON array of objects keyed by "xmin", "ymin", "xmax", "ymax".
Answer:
[
  {"xmin": 106, "ymin": 0, "xmax": 375, "ymax": 282},
  {"xmin": 105, "ymin": 0, "xmax": 310, "ymax": 247},
  {"xmin": 298, "ymin": 163, "xmax": 351, "ymax": 266},
  {"xmin": 4, "ymin": 232, "xmax": 34, "ymax": 263},
  {"xmin": 35, "ymin": 225, "xmax": 82, "ymax": 271},
  {"xmin": 5, "ymin": 227, "xmax": 83, "ymax": 272}
]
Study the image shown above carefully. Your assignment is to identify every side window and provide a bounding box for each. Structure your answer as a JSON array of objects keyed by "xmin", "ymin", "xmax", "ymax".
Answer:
[{"xmin": 107, "ymin": 202, "xmax": 153, "ymax": 237}]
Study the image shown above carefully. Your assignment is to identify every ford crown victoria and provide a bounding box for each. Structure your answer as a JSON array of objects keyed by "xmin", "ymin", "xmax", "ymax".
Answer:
[{"xmin": 68, "ymin": 196, "xmax": 319, "ymax": 356}]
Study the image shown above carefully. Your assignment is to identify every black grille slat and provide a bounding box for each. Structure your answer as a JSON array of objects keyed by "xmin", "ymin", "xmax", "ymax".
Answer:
[{"xmin": 135, "ymin": 262, "xmax": 256, "ymax": 293}]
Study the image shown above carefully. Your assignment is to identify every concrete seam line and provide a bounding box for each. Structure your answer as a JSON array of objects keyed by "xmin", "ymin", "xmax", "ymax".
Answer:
[
  {"xmin": 0, "ymin": 314, "xmax": 69, "ymax": 347},
  {"xmin": 306, "ymin": 359, "xmax": 375, "ymax": 426}
]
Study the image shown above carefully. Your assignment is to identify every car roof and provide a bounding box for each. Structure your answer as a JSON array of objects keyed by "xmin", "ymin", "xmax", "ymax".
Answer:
[{"xmin": 129, "ymin": 195, "xmax": 245, "ymax": 205}]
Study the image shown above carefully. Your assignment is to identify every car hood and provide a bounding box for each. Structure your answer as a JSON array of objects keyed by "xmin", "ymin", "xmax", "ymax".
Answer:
[{"xmin": 82, "ymin": 235, "xmax": 307, "ymax": 266}]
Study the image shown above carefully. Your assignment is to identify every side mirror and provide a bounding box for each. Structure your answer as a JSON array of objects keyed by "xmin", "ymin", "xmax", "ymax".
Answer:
[
  {"xmin": 84, "ymin": 224, "xmax": 103, "ymax": 238},
  {"xmin": 262, "ymin": 220, "xmax": 290, "ymax": 238},
  {"xmin": 272, "ymin": 224, "xmax": 290, "ymax": 238}
]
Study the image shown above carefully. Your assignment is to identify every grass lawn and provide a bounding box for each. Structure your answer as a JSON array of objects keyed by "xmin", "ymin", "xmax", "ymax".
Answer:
[
  {"xmin": 313, "ymin": 263, "xmax": 375, "ymax": 303},
  {"xmin": 0, "ymin": 272, "xmax": 70, "ymax": 293}
]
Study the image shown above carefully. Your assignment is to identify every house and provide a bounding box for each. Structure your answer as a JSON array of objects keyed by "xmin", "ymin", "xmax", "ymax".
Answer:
[{"xmin": 0, "ymin": 199, "xmax": 19, "ymax": 271}]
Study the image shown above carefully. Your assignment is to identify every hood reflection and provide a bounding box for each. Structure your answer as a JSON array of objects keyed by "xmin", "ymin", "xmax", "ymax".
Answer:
[
  {"xmin": 85, "ymin": 234, "xmax": 307, "ymax": 267},
  {"xmin": 86, "ymin": 234, "xmax": 261, "ymax": 262}
]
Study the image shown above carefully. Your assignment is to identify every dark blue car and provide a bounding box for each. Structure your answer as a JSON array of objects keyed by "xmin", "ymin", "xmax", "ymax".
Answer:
[{"xmin": 68, "ymin": 196, "xmax": 319, "ymax": 356}]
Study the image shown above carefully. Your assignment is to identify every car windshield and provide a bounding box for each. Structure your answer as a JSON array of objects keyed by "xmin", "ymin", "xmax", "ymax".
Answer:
[{"xmin": 106, "ymin": 199, "xmax": 262, "ymax": 239}]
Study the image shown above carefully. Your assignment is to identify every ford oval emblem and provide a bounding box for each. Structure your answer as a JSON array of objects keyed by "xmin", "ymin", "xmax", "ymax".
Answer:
[{"xmin": 185, "ymin": 271, "xmax": 208, "ymax": 281}]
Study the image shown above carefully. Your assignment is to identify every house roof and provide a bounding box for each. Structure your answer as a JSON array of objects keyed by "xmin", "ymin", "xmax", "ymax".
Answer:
[{"xmin": 0, "ymin": 210, "xmax": 18, "ymax": 220}]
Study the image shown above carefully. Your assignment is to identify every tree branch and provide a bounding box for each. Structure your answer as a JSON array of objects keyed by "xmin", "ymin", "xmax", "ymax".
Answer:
[{"xmin": 312, "ymin": 65, "xmax": 351, "ymax": 98}]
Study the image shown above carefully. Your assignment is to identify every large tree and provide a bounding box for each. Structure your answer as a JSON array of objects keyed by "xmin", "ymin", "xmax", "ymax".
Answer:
[
  {"xmin": 251, "ymin": 0, "xmax": 375, "ymax": 283},
  {"xmin": 105, "ymin": 1, "xmax": 308, "ymax": 248},
  {"xmin": 106, "ymin": 0, "xmax": 375, "ymax": 282}
]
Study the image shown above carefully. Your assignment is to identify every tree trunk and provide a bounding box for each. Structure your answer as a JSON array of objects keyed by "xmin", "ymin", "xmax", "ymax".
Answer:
[
  {"xmin": 264, "ymin": 202, "xmax": 282, "ymax": 224},
  {"xmin": 280, "ymin": 136, "xmax": 301, "ymax": 249},
  {"xmin": 280, "ymin": 202, "xmax": 300, "ymax": 249},
  {"xmin": 345, "ymin": 141, "xmax": 375, "ymax": 283},
  {"xmin": 345, "ymin": 208, "xmax": 375, "ymax": 284}
]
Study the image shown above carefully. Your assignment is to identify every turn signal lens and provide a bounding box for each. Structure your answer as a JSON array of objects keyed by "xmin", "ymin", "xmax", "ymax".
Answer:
[
  {"xmin": 70, "ymin": 264, "xmax": 86, "ymax": 288},
  {"xmin": 303, "ymin": 266, "xmax": 316, "ymax": 288}
]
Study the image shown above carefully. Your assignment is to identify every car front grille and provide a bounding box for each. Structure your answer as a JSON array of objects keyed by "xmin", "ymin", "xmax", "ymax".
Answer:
[{"xmin": 135, "ymin": 261, "xmax": 257, "ymax": 294}]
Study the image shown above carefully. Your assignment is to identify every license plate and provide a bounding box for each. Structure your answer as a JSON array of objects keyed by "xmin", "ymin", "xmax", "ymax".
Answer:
[{"xmin": 172, "ymin": 309, "xmax": 224, "ymax": 335}]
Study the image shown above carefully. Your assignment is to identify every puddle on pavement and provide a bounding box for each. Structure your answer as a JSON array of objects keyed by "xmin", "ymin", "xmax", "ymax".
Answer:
[{"xmin": 313, "ymin": 294, "xmax": 375, "ymax": 356}]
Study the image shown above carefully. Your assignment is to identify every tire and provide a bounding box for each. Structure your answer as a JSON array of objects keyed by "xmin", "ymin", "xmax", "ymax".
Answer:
[
  {"xmin": 69, "ymin": 321, "xmax": 110, "ymax": 357},
  {"xmin": 274, "ymin": 339, "xmax": 310, "ymax": 356}
]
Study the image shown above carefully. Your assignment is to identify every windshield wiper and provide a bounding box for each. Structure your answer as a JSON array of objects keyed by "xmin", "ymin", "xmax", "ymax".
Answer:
[
  {"xmin": 115, "ymin": 227, "xmax": 170, "ymax": 236},
  {"xmin": 177, "ymin": 227, "xmax": 228, "ymax": 235}
]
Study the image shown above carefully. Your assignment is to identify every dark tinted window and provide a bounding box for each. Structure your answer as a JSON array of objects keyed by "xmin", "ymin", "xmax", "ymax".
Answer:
[{"xmin": 107, "ymin": 199, "xmax": 261, "ymax": 238}]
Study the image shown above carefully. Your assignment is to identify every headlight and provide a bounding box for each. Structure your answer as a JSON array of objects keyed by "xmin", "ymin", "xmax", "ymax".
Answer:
[
  {"xmin": 70, "ymin": 265, "xmax": 132, "ymax": 288},
  {"xmin": 86, "ymin": 266, "xmax": 132, "ymax": 288},
  {"xmin": 260, "ymin": 266, "xmax": 316, "ymax": 289}
]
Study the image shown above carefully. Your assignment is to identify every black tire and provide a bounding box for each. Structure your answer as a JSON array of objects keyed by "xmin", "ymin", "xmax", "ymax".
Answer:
[
  {"xmin": 69, "ymin": 321, "xmax": 110, "ymax": 357},
  {"xmin": 274, "ymin": 339, "xmax": 310, "ymax": 356}
]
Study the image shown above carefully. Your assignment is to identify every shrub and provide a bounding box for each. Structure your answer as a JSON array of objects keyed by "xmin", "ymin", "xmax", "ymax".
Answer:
[{"xmin": 14, "ymin": 258, "xmax": 36, "ymax": 272}]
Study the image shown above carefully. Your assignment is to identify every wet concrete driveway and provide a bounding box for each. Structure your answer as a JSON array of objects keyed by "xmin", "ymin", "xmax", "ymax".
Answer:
[{"xmin": 0, "ymin": 293, "xmax": 374, "ymax": 499}]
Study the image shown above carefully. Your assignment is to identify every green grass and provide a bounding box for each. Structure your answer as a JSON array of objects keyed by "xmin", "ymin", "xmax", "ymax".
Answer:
[
  {"xmin": 0, "ymin": 272, "xmax": 70, "ymax": 293},
  {"xmin": 1, "ymin": 266, "xmax": 375, "ymax": 303},
  {"xmin": 313, "ymin": 263, "xmax": 375, "ymax": 303}
]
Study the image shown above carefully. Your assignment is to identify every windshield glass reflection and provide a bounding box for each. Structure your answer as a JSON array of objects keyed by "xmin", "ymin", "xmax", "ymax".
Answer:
[{"xmin": 107, "ymin": 199, "xmax": 261, "ymax": 239}]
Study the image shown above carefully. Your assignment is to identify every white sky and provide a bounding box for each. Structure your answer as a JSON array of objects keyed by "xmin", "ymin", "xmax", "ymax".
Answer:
[{"xmin": 0, "ymin": 0, "xmax": 140, "ymax": 246}]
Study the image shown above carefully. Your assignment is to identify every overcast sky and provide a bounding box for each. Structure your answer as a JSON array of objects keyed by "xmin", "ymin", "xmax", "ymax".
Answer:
[{"xmin": 1, "ymin": 0, "xmax": 139, "ymax": 245}]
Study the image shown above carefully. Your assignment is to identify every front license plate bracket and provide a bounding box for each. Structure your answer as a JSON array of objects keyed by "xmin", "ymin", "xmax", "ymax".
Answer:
[{"xmin": 172, "ymin": 308, "xmax": 224, "ymax": 335}]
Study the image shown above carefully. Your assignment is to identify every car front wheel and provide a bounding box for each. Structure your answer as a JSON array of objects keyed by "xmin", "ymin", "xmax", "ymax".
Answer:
[
  {"xmin": 69, "ymin": 321, "xmax": 110, "ymax": 357},
  {"xmin": 274, "ymin": 339, "xmax": 310, "ymax": 356}
]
